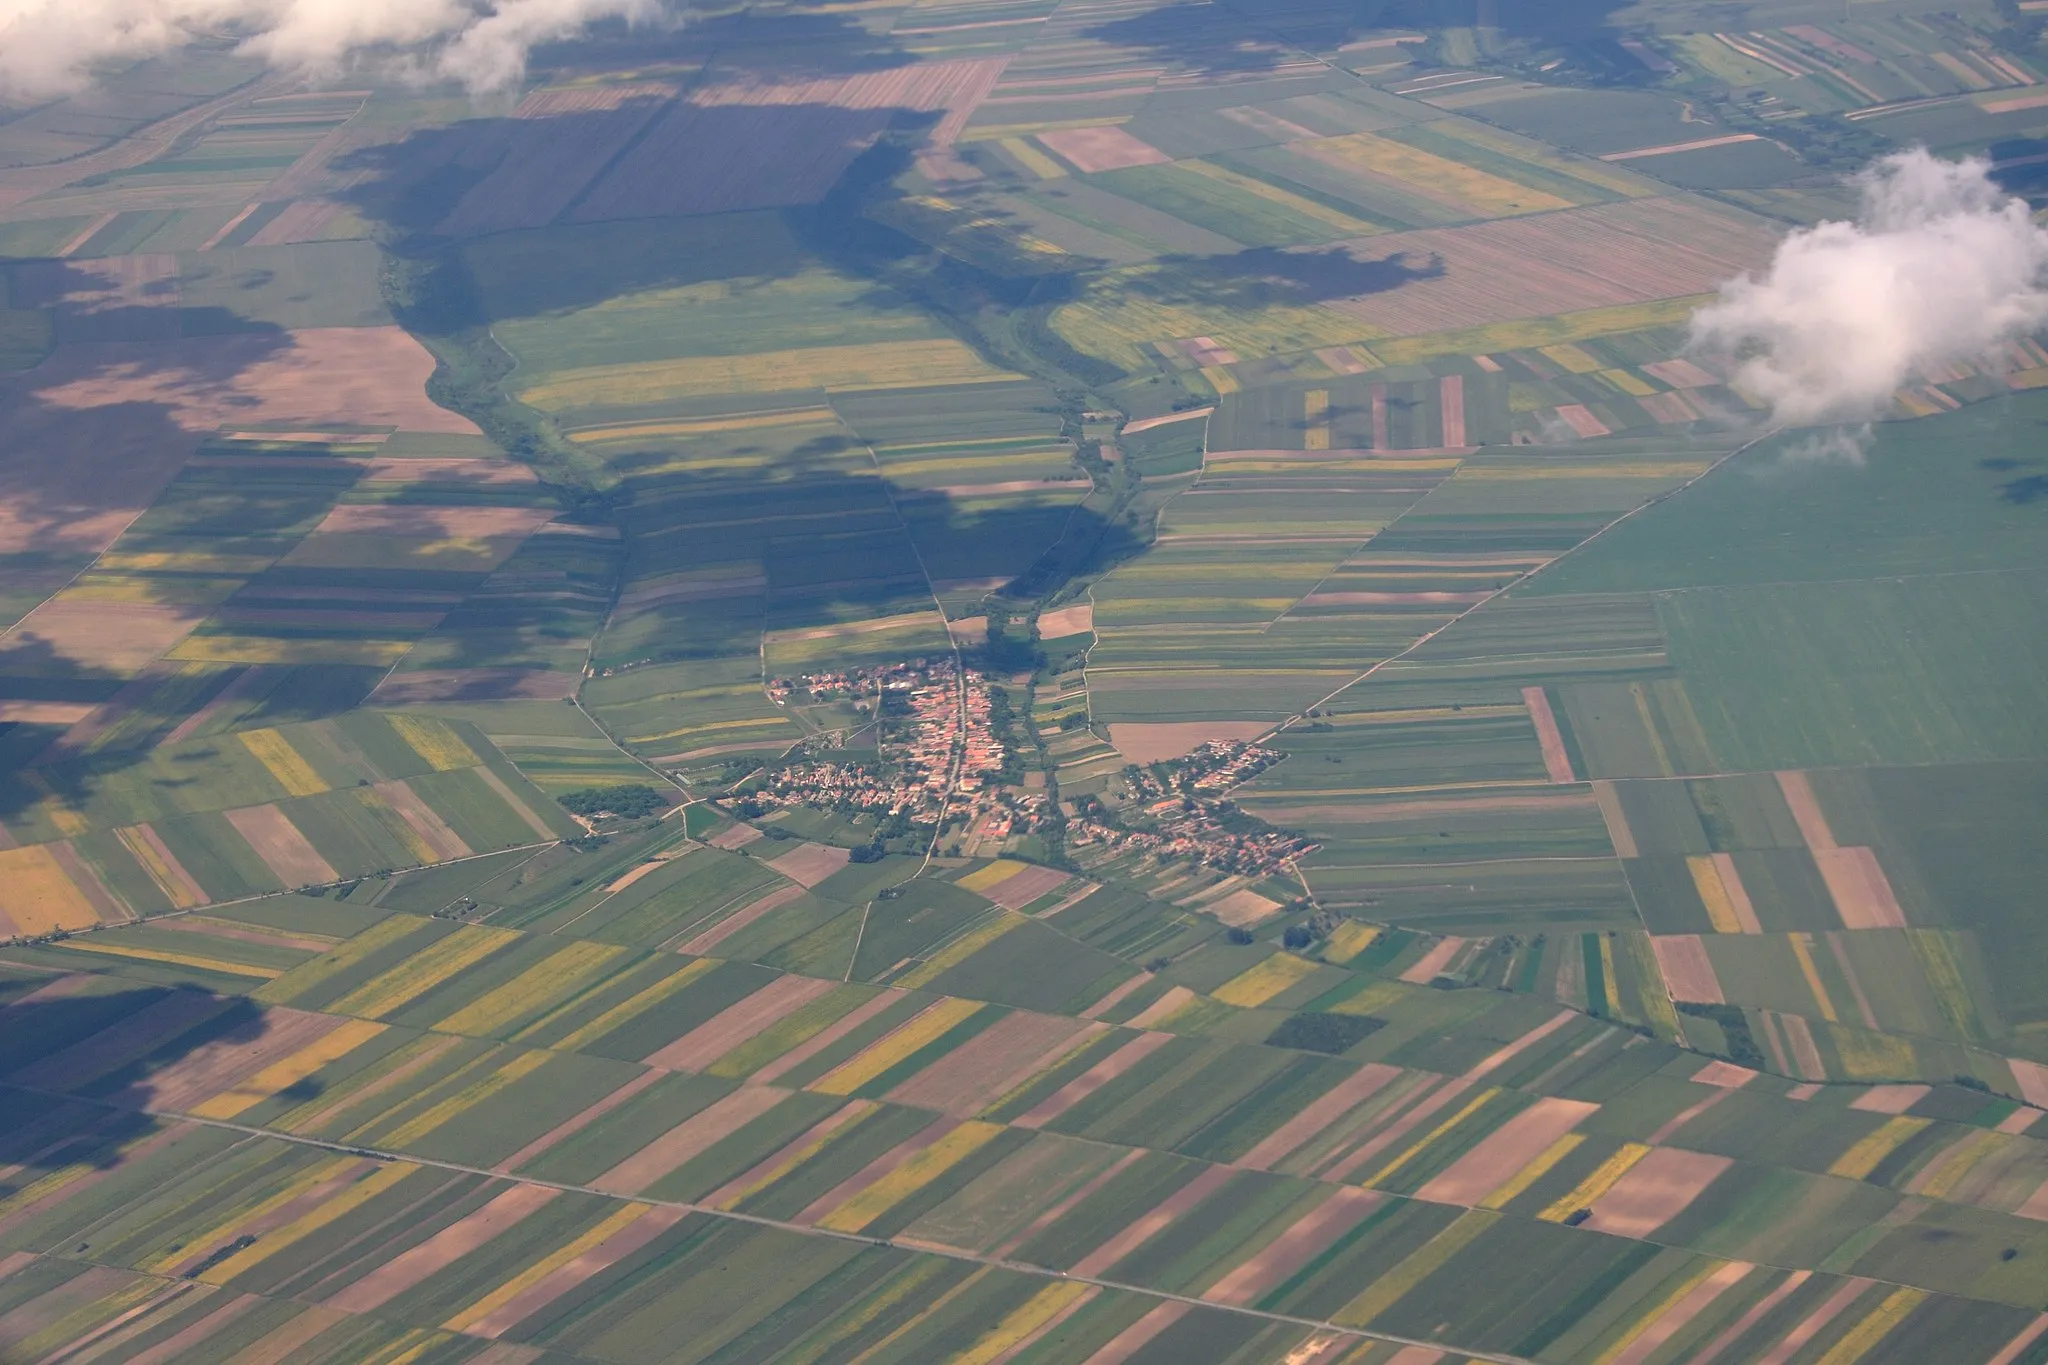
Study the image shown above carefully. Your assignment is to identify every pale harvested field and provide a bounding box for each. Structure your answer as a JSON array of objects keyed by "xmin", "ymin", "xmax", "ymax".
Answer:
[
  {"xmin": 1775, "ymin": 770, "xmax": 1838, "ymax": 850},
  {"xmin": 357, "ymin": 457, "xmax": 535, "ymax": 484},
  {"xmin": 979, "ymin": 863, "xmax": 1070, "ymax": 909},
  {"xmin": 1400, "ymin": 936, "xmax": 1467, "ymax": 984},
  {"xmin": 1037, "ymin": 603, "xmax": 1094, "ymax": 638},
  {"xmin": 1592, "ymin": 780, "xmax": 1637, "ymax": 858},
  {"xmin": 125, "ymin": 1007, "xmax": 338, "ymax": 1112},
  {"xmin": 1209, "ymin": 888, "xmax": 1283, "ymax": 927},
  {"xmin": 371, "ymin": 780, "xmax": 471, "ymax": 862},
  {"xmin": 1126, "ymin": 984, "xmax": 1197, "ymax": 1028},
  {"xmin": 25, "ymin": 328, "xmax": 477, "ymax": 436},
  {"xmin": 1651, "ymin": 935, "xmax": 1724, "ymax": 1004},
  {"xmin": 1085, "ymin": 1303, "xmax": 1193, "ymax": 1365},
  {"xmin": 1814, "ymin": 846, "xmax": 1908, "ymax": 929},
  {"xmin": 1013, "ymin": 1030, "xmax": 1175, "ymax": 1129},
  {"xmin": 704, "ymin": 1102, "xmax": 877, "ymax": 1210},
  {"xmin": 0, "ymin": 600, "xmax": 206, "ymax": 674},
  {"xmin": 1689, "ymin": 854, "xmax": 1761, "ymax": 935},
  {"xmin": 1582, "ymin": 1147, "xmax": 1732, "ymax": 1237},
  {"xmin": 1414, "ymin": 1096, "xmax": 1599, "ymax": 1205},
  {"xmin": 223, "ymin": 804, "xmax": 338, "ymax": 888},
  {"xmin": 1108, "ymin": 720, "xmax": 1270, "ymax": 763},
  {"xmin": 327, "ymin": 1185, "xmax": 560, "ymax": 1312},
  {"xmin": 2009, "ymin": 1059, "xmax": 2048, "ymax": 1109},
  {"xmin": 0, "ymin": 701, "xmax": 95, "ymax": 724},
  {"xmin": 1327, "ymin": 197, "xmax": 1778, "ymax": 336},
  {"xmin": 121, "ymin": 824, "xmax": 209, "ymax": 907},
  {"xmin": 707, "ymin": 823, "xmax": 765, "ymax": 851},
  {"xmin": 1238, "ymin": 1063, "xmax": 1402, "ymax": 1171},
  {"xmin": 1850, "ymin": 1084, "xmax": 1931, "ymax": 1115},
  {"xmin": 1038, "ymin": 125, "xmax": 1172, "ymax": 171},
  {"xmin": 1203, "ymin": 1187, "xmax": 1383, "ymax": 1307},
  {"xmin": 312, "ymin": 505, "xmax": 553, "ymax": 539},
  {"xmin": 645, "ymin": 975, "xmax": 838, "ymax": 1072},
  {"xmin": 767, "ymin": 842, "xmax": 852, "ymax": 889},
  {"xmin": 514, "ymin": 83, "xmax": 679, "ymax": 116},
  {"xmin": 1521, "ymin": 685, "xmax": 1575, "ymax": 784},
  {"xmin": 368, "ymin": 669, "xmax": 579, "ymax": 704},
  {"xmin": 1692, "ymin": 1059, "xmax": 1759, "ymax": 1088},
  {"xmin": 592, "ymin": 1086, "xmax": 792, "ymax": 1194},
  {"xmin": 888, "ymin": 1012, "xmax": 1090, "ymax": 1114}
]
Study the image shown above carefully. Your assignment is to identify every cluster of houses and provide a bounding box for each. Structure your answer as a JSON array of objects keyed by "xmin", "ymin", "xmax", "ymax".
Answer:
[
  {"xmin": 755, "ymin": 659, "xmax": 1049, "ymax": 840},
  {"xmin": 1067, "ymin": 741, "xmax": 1316, "ymax": 876}
]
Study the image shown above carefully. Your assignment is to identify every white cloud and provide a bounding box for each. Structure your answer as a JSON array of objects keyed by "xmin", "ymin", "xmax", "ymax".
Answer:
[
  {"xmin": 1689, "ymin": 147, "xmax": 2048, "ymax": 427},
  {"xmin": 0, "ymin": 0, "xmax": 669, "ymax": 99}
]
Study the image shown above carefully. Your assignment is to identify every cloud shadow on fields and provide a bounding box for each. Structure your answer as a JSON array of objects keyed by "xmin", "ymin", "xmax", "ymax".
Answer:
[
  {"xmin": 0, "ymin": 985, "xmax": 268, "ymax": 1181},
  {"xmin": 1117, "ymin": 246, "xmax": 1446, "ymax": 311}
]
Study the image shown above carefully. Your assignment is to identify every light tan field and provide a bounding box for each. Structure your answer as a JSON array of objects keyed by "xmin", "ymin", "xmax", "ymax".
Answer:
[
  {"xmin": 888, "ymin": 1013, "xmax": 1092, "ymax": 1116},
  {"xmin": 1582, "ymin": 1147, "xmax": 1732, "ymax": 1237},
  {"xmin": 767, "ymin": 842, "xmax": 852, "ymax": 888},
  {"xmin": 1204, "ymin": 1187, "xmax": 1383, "ymax": 1306},
  {"xmin": 1414, "ymin": 1096, "xmax": 1599, "ymax": 1205},
  {"xmin": 1108, "ymin": 720, "xmax": 1270, "ymax": 763},
  {"xmin": 593, "ymin": 1086, "xmax": 793, "ymax": 1194},
  {"xmin": 1814, "ymin": 846, "xmax": 1908, "ymax": 929},
  {"xmin": 223, "ymin": 804, "xmax": 338, "ymax": 888},
  {"xmin": 327, "ymin": 1185, "xmax": 560, "ymax": 1312},
  {"xmin": 1038, "ymin": 125, "xmax": 1172, "ymax": 171},
  {"xmin": 1037, "ymin": 603, "xmax": 1094, "ymax": 638},
  {"xmin": 645, "ymin": 975, "xmax": 838, "ymax": 1072},
  {"xmin": 0, "ymin": 600, "xmax": 207, "ymax": 675},
  {"xmin": 1013, "ymin": 1030, "xmax": 1175, "ymax": 1129},
  {"xmin": 1520, "ymin": 687, "xmax": 1575, "ymax": 783},
  {"xmin": 1651, "ymin": 935, "xmax": 1724, "ymax": 1004}
]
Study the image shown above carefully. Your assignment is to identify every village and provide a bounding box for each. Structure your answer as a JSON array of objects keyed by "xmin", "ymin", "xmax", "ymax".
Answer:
[
  {"xmin": 754, "ymin": 658, "xmax": 1053, "ymax": 846},
  {"xmin": 1064, "ymin": 740, "xmax": 1318, "ymax": 878}
]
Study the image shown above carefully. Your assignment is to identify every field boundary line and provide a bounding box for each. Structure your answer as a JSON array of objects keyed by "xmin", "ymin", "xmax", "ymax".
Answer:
[
  {"xmin": 3, "ymin": 1080, "xmax": 1545, "ymax": 1365},
  {"xmin": 1269, "ymin": 428, "xmax": 1779, "ymax": 740}
]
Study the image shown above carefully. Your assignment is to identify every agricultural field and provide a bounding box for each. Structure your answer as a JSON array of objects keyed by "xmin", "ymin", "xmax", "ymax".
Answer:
[{"xmin": 5, "ymin": 0, "xmax": 2048, "ymax": 1359}]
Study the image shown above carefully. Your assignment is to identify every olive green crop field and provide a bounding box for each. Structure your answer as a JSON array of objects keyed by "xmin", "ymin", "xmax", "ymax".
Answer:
[{"xmin": 6, "ymin": 0, "xmax": 2048, "ymax": 1360}]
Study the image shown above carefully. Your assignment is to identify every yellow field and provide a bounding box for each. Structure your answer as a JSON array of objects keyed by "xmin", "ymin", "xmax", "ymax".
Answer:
[
  {"xmin": 170, "ymin": 635, "xmax": 413, "ymax": 666},
  {"xmin": 325, "ymin": 924, "xmax": 521, "ymax": 1020},
  {"xmin": 240, "ymin": 728, "xmax": 329, "ymax": 798},
  {"xmin": 115, "ymin": 828, "xmax": 204, "ymax": 909},
  {"xmin": 435, "ymin": 941, "xmax": 632, "ymax": 1037},
  {"xmin": 519, "ymin": 339, "xmax": 1015, "ymax": 409},
  {"xmin": 1540, "ymin": 1142, "xmax": 1651, "ymax": 1221},
  {"xmin": 1688, "ymin": 856, "xmax": 1744, "ymax": 935},
  {"xmin": 389, "ymin": 714, "xmax": 481, "ymax": 771},
  {"xmin": 58, "ymin": 575, "xmax": 242, "ymax": 605},
  {"xmin": 1321, "ymin": 920, "xmax": 1380, "ymax": 964},
  {"xmin": 192, "ymin": 1018, "xmax": 388, "ymax": 1119},
  {"xmin": 0, "ymin": 846, "xmax": 100, "ymax": 935},
  {"xmin": 812, "ymin": 998, "xmax": 985, "ymax": 1095},
  {"xmin": 198, "ymin": 1162, "xmax": 419, "ymax": 1285},
  {"xmin": 1480, "ymin": 1133, "xmax": 1585, "ymax": 1210},
  {"xmin": 1537, "ymin": 343, "xmax": 1604, "ymax": 373},
  {"xmin": 553, "ymin": 958, "xmax": 722, "ymax": 1052},
  {"xmin": 954, "ymin": 1282, "xmax": 1095, "ymax": 1364},
  {"xmin": 1600, "ymin": 368, "xmax": 1660, "ymax": 397},
  {"xmin": 443, "ymin": 1202, "xmax": 655, "ymax": 1333},
  {"xmin": 958, "ymin": 860, "xmax": 1029, "ymax": 893},
  {"xmin": 816, "ymin": 1120, "xmax": 1005, "ymax": 1231},
  {"xmin": 255, "ymin": 915, "xmax": 425, "ymax": 1005},
  {"xmin": 372, "ymin": 1048, "xmax": 553, "ymax": 1148},
  {"xmin": 1176, "ymin": 159, "xmax": 1383, "ymax": 235},
  {"xmin": 1911, "ymin": 1129, "xmax": 2002, "ymax": 1200},
  {"xmin": 1335, "ymin": 1209, "xmax": 1498, "ymax": 1326},
  {"xmin": 1304, "ymin": 133, "xmax": 1575, "ymax": 217},
  {"xmin": 896, "ymin": 914, "xmax": 1025, "ymax": 990},
  {"xmin": 21, "ymin": 772, "xmax": 88, "ymax": 837},
  {"xmin": 567, "ymin": 406, "xmax": 838, "ymax": 445},
  {"xmin": 59, "ymin": 938, "xmax": 278, "ymax": 978},
  {"xmin": 1366, "ymin": 296, "xmax": 1707, "ymax": 365},
  {"xmin": 1213, "ymin": 952, "xmax": 1321, "ymax": 1007},
  {"xmin": 1828, "ymin": 1116, "xmax": 1931, "ymax": 1180},
  {"xmin": 1595, "ymin": 1261, "xmax": 1740, "ymax": 1365},
  {"xmin": 1788, "ymin": 933, "xmax": 1839, "ymax": 1023}
]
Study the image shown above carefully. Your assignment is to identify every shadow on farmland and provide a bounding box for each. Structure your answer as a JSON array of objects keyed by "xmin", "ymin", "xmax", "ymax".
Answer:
[
  {"xmin": 1119, "ymin": 246, "xmax": 1445, "ymax": 311},
  {"xmin": 0, "ymin": 986, "xmax": 269, "ymax": 1183}
]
